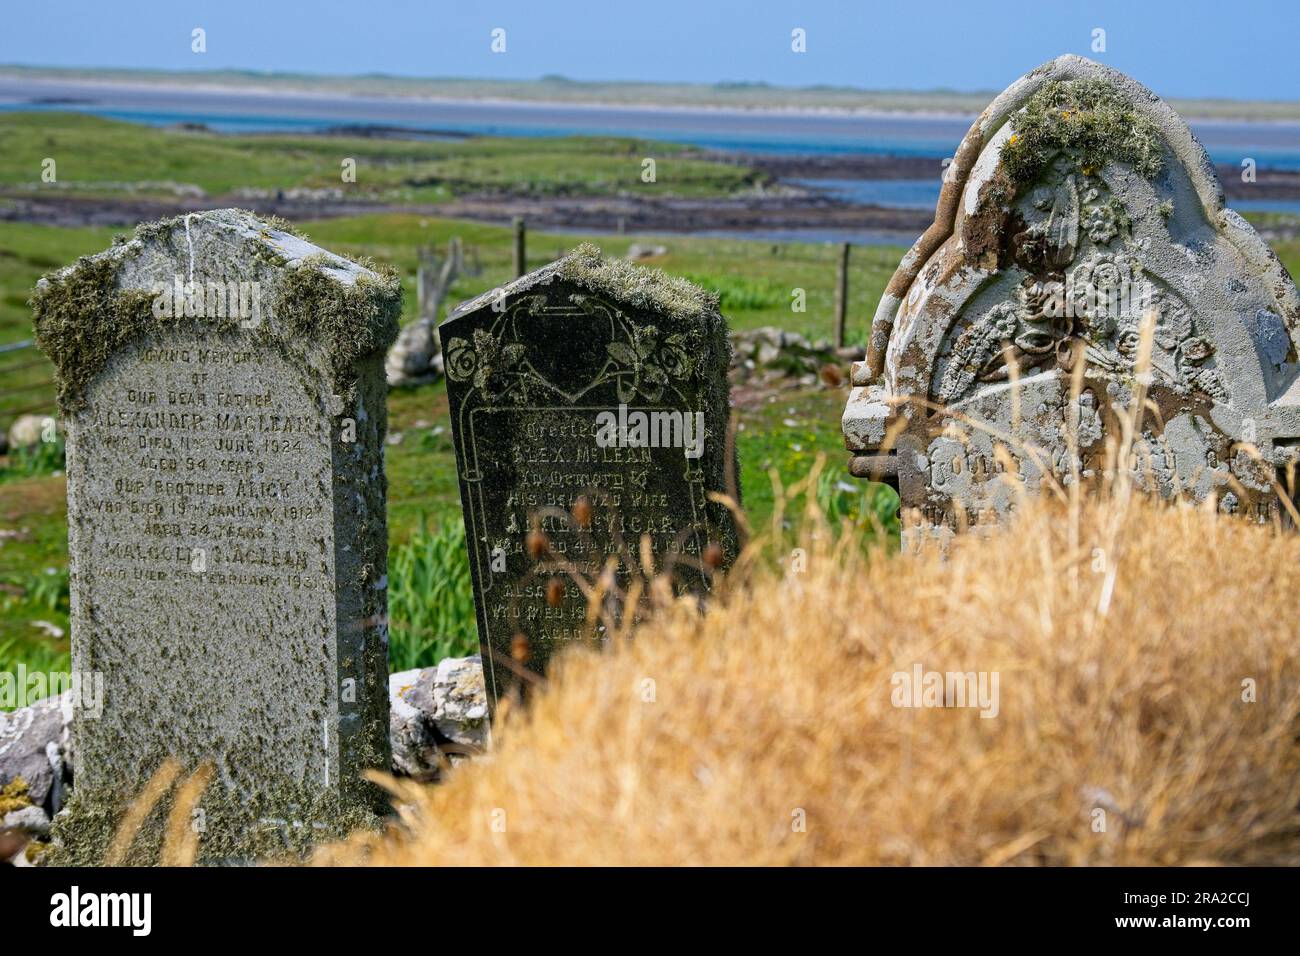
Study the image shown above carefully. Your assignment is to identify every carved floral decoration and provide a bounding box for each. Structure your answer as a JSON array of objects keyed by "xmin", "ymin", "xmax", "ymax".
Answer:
[
  {"xmin": 936, "ymin": 153, "xmax": 1227, "ymax": 405},
  {"xmin": 446, "ymin": 293, "xmax": 698, "ymax": 404}
]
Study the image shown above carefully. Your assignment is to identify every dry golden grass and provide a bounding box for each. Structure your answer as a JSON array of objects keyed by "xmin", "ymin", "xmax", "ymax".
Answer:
[
  {"xmin": 319, "ymin": 328, "xmax": 1300, "ymax": 867},
  {"xmin": 317, "ymin": 472, "xmax": 1300, "ymax": 866}
]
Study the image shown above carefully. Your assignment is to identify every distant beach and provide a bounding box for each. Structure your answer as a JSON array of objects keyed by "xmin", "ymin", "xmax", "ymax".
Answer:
[
  {"xmin": 7, "ymin": 73, "xmax": 1300, "ymax": 168},
  {"xmin": 5, "ymin": 71, "xmax": 1300, "ymax": 243}
]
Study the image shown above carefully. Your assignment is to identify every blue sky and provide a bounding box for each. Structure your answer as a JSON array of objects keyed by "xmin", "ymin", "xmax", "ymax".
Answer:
[{"xmin": 2, "ymin": 0, "xmax": 1298, "ymax": 100}]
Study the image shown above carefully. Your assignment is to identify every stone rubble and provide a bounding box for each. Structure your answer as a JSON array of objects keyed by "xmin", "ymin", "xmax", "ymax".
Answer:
[
  {"xmin": 388, "ymin": 656, "xmax": 489, "ymax": 779},
  {"xmin": 3, "ymin": 805, "xmax": 51, "ymax": 837},
  {"xmin": 730, "ymin": 326, "xmax": 857, "ymax": 387},
  {"xmin": 1, "ymin": 655, "xmax": 490, "ymax": 863},
  {"xmin": 0, "ymin": 691, "xmax": 72, "ymax": 815}
]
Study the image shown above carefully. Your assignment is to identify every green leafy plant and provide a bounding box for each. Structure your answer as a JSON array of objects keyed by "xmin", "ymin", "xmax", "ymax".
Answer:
[
  {"xmin": 1, "ymin": 436, "xmax": 66, "ymax": 479},
  {"xmin": 0, "ymin": 636, "xmax": 71, "ymax": 710},
  {"xmin": 682, "ymin": 272, "xmax": 786, "ymax": 311},
  {"xmin": 815, "ymin": 467, "xmax": 900, "ymax": 538},
  {"xmin": 386, "ymin": 516, "xmax": 479, "ymax": 671},
  {"xmin": 14, "ymin": 565, "xmax": 70, "ymax": 615}
]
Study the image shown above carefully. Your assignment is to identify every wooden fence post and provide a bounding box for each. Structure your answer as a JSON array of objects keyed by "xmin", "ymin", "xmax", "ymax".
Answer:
[
  {"xmin": 512, "ymin": 217, "xmax": 526, "ymax": 278},
  {"xmin": 834, "ymin": 241, "xmax": 851, "ymax": 349}
]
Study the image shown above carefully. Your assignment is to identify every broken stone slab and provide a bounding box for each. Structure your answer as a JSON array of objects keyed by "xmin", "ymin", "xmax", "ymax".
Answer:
[
  {"xmin": 6, "ymin": 413, "xmax": 48, "ymax": 451},
  {"xmin": 386, "ymin": 239, "xmax": 463, "ymax": 387},
  {"xmin": 31, "ymin": 209, "xmax": 400, "ymax": 864},
  {"xmin": 4, "ymin": 804, "xmax": 51, "ymax": 837},
  {"xmin": 843, "ymin": 55, "xmax": 1300, "ymax": 543},
  {"xmin": 389, "ymin": 656, "xmax": 488, "ymax": 778},
  {"xmin": 0, "ymin": 691, "xmax": 72, "ymax": 814},
  {"xmin": 389, "ymin": 669, "xmax": 435, "ymax": 777},
  {"xmin": 429, "ymin": 655, "xmax": 490, "ymax": 747},
  {"xmin": 385, "ymin": 318, "xmax": 444, "ymax": 387},
  {"xmin": 625, "ymin": 243, "xmax": 669, "ymax": 260}
]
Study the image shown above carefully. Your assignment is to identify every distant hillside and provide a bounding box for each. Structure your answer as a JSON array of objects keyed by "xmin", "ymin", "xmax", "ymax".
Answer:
[{"xmin": 6, "ymin": 64, "xmax": 1300, "ymax": 120}]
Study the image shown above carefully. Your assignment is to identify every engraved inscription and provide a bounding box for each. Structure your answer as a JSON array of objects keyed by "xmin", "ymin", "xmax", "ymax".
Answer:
[
  {"xmin": 463, "ymin": 405, "xmax": 708, "ymax": 661},
  {"xmin": 68, "ymin": 333, "xmax": 337, "ymax": 790}
]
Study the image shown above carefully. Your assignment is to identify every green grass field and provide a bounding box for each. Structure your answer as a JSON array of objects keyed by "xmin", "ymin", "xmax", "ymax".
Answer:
[
  {"xmin": 3, "ymin": 112, "xmax": 1300, "ymax": 696},
  {"xmin": 0, "ymin": 112, "xmax": 763, "ymax": 202},
  {"xmin": 0, "ymin": 209, "xmax": 902, "ymax": 426},
  {"xmin": 0, "ymin": 118, "xmax": 905, "ymax": 685}
]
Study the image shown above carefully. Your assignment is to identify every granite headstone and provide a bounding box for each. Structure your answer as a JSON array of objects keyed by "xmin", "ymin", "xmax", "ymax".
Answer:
[{"xmin": 32, "ymin": 209, "xmax": 399, "ymax": 862}]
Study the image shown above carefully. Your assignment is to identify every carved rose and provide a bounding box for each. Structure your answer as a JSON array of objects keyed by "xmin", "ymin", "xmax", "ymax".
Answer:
[
  {"xmin": 656, "ymin": 333, "xmax": 692, "ymax": 378},
  {"xmin": 1153, "ymin": 296, "xmax": 1194, "ymax": 350},
  {"xmin": 1014, "ymin": 279, "xmax": 1073, "ymax": 358},
  {"xmin": 1180, "ymin": 336, "xmax": 1214, "ymax": 363},
  {"xmin": 445, "ymin": 329, "xmax": 525, "ymax": 394},
  {"xmin": 1018, "ymin": 279, "xmax": 1065, "ymax": 321},
  {"xmin": 1084, "ymin": 257, "xmax": 1125, "ymax": 294},
  {"xmin": 1069, "ymin": 252, "xmax": 1138, "ymax": 339},
  {"xmin": 1082, "ymin": 203, "xmax": 1120, "ymax": 244},
  {"xmin": 1014, "ymin": 224, "xmax": 1050, "ymax": 270},
  {"xmin": 444, "ymin": 337, "xmax": 478, "ymax": 382}
]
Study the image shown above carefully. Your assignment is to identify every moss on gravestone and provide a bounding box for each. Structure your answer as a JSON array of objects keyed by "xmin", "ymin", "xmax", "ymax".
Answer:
[
  {"xmin": 557, "ymin": 246, "xmax": 735, "ymax": 508},
  {"xmin": 1000, "ymin": 78, "xmax": 1164, "ymax": 186},
  {"xmin": 30, "ymin": 254, "xmax": 171, "ymax": 413},
  {"xmin": 556, "ymin": 243, "xmax": 720, "ymax": 324},
  {"xmin": 271, "ymin": 252, "xmax": 402, "ymax": 396},
  {"xmin": 30, "ymin": 215, "xmax": 401, "ymax": 413}
]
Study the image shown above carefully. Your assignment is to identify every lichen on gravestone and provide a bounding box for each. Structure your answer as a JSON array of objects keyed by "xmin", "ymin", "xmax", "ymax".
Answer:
[
  {"xmin": 33, "ymin": 211, "xmax": 399, "ymax": 413},
  {"xmin": 30, "ymin": 209, "xmax": 400, "ymax": 864}
]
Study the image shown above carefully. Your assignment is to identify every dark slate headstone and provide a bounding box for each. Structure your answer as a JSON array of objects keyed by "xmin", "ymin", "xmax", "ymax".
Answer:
[
  {"xmin": 31, "ymin": 209, "xmax": 399, "ymax": 863},
  {"xmin": 443, "ymin": 245, "xmax": 739, "ymax": 708}
]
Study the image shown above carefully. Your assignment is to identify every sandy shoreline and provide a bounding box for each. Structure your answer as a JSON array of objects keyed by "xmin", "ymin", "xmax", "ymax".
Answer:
[
  {"xmin": 0, "ymin": 70, "xmax": 979, "ymax": 120},
  {"xmin": 6, "ymin": 69, "xmax": 1300, "ymax": 125}
]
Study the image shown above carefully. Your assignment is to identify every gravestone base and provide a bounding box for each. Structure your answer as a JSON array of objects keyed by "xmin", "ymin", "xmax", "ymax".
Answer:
[{"xmin": 51, "ymin": 782, "xmax": 390, "ymax": 867}]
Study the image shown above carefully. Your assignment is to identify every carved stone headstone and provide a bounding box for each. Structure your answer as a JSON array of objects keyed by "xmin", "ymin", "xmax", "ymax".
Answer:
[
  {"xmin": 31, "ymin": 209, "xmax": 399, "ymax": 863},
  {"xmin": 443, "ymin": 245, "xmax": 739, "ymax": 708},
  {"xmin": 844, "ymin": 55, "xmax": 1300, "ymax": 541}
]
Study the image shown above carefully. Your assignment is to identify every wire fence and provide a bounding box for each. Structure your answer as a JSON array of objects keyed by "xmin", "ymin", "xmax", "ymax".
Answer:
[{"xmin": 0, "ymin": 339, "xmax": 57, "ymax": 432}]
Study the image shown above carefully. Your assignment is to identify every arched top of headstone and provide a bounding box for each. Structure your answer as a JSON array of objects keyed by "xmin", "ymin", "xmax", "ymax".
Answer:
[
  {"xmin": 31, "ymin": 208, "xmax": 401, "ymax": 412},
  {"xmin": 862, "ymin": 54, "xmax": 1300, "ymax": 414},
  {"xmin": 844, "ymin": 56, "xmax": 1300, "ymax": 537},
  {"xmin": 443, "ymin": 242, "xmax": 729, "ymax": 409},
  {"xmin": 449, "ymin": 242, "xmax": 722, "ymax": 326}
]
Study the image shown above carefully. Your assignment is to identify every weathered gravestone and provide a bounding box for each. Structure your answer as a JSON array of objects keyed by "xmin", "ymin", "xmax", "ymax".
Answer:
[
  {"xmin": 843, "ymin": 55, "xmax": 1300, "ymax": 543},
  {"xmin": 443, "ymin": 244, "xmax": 739, "ymax": 708},
  {"xmin": 31, "ymin": 209, "xmax": 399, "ymax": 863}
]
